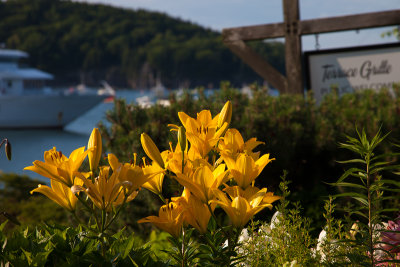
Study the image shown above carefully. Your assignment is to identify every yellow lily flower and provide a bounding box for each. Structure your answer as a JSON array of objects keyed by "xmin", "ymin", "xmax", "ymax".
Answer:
[
  {"xmin": 222, "ymin": 153, "xmax": 274, "ymax": 189},
  {"xmin": 173, "ymin": 188, "xmax": 212, "ymax": 233},
  {"xmin": 218, "ymin": 128, "xmax": 264, "ymax": 160},
  {"xmin": 30, "ymin": 178, "xmax": 83, "ymax": 212},
  {"xmin": 138, "ymin": 201, "xmax": 185, "ymax": 238},
  {"xmin": 24, "ymin": 146, "xmax": 90, "ymax": 187},
  {"xmin": 141, "ymin": 133, "xmax": 165, "ymax": 169},
  {"xmin": 175, "ymin": 109, "xmax": 228, "ymax": 158},
  {"xmin": 87, "ymin": 128, "xmax": 102, "ymax": 172},
  {"xmin": 223, "ymin": 185, "xmax": 281, "ymax": 206},
  {"xmin": 76, "ymin": 165, "xmax": 137, "ymax": 211},
  {"xmin": 210, "ymin": 187, "xmax": 273, "ymax": 228},
  {"xmin": 142, "ymin": 158, "xmax": 165, "ymax": 195},
  {"xmin": 178, "ymin": 109, "xmax": 219, "ymax": 130},
  {"xmin": 108, "ymin": 153, "xmax": 161, "ymax": 194},
  {"xmin": 186, "ymin": 121, "xmax": 228, "ymax": 158},
  {"xmin": 174, "ymin": 163, "xmax": 228, "ymax": 203}
]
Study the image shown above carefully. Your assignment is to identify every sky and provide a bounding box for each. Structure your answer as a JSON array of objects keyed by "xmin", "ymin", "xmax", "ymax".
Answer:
[{"xmin": 74, "ymin": 0, "xmax": 400, "ymax": 51}]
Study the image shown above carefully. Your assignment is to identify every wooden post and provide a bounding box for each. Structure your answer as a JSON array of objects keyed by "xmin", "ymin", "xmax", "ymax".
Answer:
[{"xmin": 283, "ymin": 0, "xmax": 303, "ymax": 94}]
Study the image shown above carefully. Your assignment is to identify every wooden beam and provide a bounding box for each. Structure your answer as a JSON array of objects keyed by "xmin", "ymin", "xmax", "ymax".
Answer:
[
  {"xmin": 222, "ymin": 22, "xmax": 285, "ymax": 42},
  {"xmin": 300, "ymin": 10, "xmax": 400, "ymax": 35},
  {"xmin": 223, "ymin": 10, "xmax": 400, "ymax": 40},
  {"xmin": 224, "ymin": 39, "xmax": 287, "ymax": 92},
  {"xmin": 283, "ymin": 0, "xmax": 303, "ymax": 94}
]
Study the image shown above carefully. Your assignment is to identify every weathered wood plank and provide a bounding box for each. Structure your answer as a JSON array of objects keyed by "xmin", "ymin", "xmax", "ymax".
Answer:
[
  {"xmin": 283, "ymin": 0, "xmax": 303, "ymax": 94},
  {"xmin": 224, "ymin": 39, "xmax": 288, "ymax": 92},
  {"xmin": 300, "ymin": 10, "xmax": 400, "ymax": 35},
  {"xmin": 222, "ymin": 22, "xmax": 285, "ymax": 42},
  {"xmin": 223, "ymin": 10, "xmax": 400, "ymax": 40}
]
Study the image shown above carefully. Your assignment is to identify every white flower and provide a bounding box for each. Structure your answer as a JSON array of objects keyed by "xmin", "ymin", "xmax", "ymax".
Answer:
[
  {"xmin": 239, "ymin": 228, "xmax": 250, "ymax": 243},
  {"xmin": 270, "ymin": 211, "xmax": 281, "ymax": 229}
]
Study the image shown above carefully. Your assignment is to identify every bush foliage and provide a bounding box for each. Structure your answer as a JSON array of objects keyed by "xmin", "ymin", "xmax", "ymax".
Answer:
[{"xmin": 100, "ymin": 83, "xmax": 400, "ymax": 224}]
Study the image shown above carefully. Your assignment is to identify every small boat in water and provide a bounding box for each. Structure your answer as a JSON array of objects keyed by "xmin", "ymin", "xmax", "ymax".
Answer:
[{"xmin": 0, "ymin": 49, "xmax": 112, "ymax": 128}]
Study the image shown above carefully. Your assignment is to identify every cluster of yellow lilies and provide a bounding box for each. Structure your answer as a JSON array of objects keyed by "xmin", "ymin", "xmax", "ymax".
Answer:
[{"xmin": 25, "ymin": 101, "xmax": 280, "ymax": 237}]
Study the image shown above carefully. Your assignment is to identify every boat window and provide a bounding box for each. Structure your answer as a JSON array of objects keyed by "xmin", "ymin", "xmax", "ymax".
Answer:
[{"xmin": 6, "ymin": 80, "xmax": 12, "ymax": 87}]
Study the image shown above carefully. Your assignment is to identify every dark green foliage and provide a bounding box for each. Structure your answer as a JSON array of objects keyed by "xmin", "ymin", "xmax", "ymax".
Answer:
[
  {"xmin": 100, "ymin": 83, "xmax": 400, "ymax": 229},
  {"xmin": 0, "ymin": 0, "xmax": 285, "ymax": 88},
  {"xmin": 0, "ymin": 221, "xmax": 167, "ymax": 266}
]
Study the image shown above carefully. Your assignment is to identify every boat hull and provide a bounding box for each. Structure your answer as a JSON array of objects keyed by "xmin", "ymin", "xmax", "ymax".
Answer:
[{"xmin": 0, "ymin": 94, "xmax": 106, "ymax": 128}]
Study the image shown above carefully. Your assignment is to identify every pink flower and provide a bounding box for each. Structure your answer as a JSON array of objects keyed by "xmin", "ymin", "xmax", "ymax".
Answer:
[{"xmin": 381, "ymin": 219, "xmax": 400, "ymax": 253}]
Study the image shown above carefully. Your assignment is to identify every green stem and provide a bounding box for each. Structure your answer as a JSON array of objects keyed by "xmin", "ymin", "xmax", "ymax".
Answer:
[
  {"xmin": 92, "ymin": 203, "xmax": 101, "ymax": 231},
  {"xmin": 207, "ymin": 204, "xmax": 230, "ymax": 240},
  {"xmin": 101, "ymin": 208, "xmax": 106, "ymax": 233},
  {"xmin": 366, "ymin": 155, "xmax": 375, "ymax": 266},
  {"xmin": 71, "ymin": 210, "xmax": 84, "ymax": 226},
  {"xmin": 99, "ymin": 198, "xmax": 109, "ymax": 259},
  {"xmin": 76, "ymin": 193, "xmax": 100, "ymax": 228},
  {"xmin": 104, "ymin": 194, "xmax": 128, "ymax": 230},
  {"xmin": 181, "ymin": 226, "xmax": 186, "ymax": 267},
  {"xmin": 228, "ymin": 227, "xmax": 241, "ymax": 257},
  {"xmin": 180, "ymin": 147, "xmax": 186, "ymax": 176}
]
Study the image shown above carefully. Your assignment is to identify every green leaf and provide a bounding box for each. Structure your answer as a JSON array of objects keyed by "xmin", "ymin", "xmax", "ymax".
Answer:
[
  {"xmin": 339, "ymin": 143, "xmax": 362, "ymax": 155},
  {"xmin": 370, "ymin": 165, "xmax": 400, "ymax": 174},
  {"xmin": 0, "ymin": 220, "xmax": 8, "ymax": 231},
  {"xmin": 376, "ymin": 208, "xmax": 400, "ymax": 214},
  {"xmin": 348, "ymin": 210, "xmax": 368, "ymax": 219},
  {"xmin": 353, "ymin": 197, "xmax": 369, "ymax": 207},
  {"xmin": 333, "ymin": 192, "xmax": 368, "ymax": 206},
  {"xmin": 379, "ymin": 179, "xmax": 400, "ymax": 187},
  {"xmin": 336, "ymin": 168, "xmax": 366, "ymax": 183},
  {"xmin": 336, "ymin": 159, "xmax": 366, "ymax": 164},
  {"xmin": 122, "ymin": 236, "xmax": 135, "ymax": 259},
  {"xmin": 330, "ymin": 182, "xmax": 366, "ymax": 190},
  {"xmin": 21, "ymin": 248, "xmax": 32, "ymax": 265},
  {"xmin": 369, "ymin": 160, "xmax": 391, "ymax": 169}
]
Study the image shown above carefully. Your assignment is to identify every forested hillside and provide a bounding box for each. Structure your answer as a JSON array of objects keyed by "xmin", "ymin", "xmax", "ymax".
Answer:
[{"xmin": 0, "ymin": 0, "xmax": 285, "ymax": 88}]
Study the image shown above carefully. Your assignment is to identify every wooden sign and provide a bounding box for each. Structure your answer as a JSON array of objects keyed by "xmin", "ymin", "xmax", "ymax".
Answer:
[{"xmin": 305, "ymin": 43, "xmax": 400, "ymax": 103}]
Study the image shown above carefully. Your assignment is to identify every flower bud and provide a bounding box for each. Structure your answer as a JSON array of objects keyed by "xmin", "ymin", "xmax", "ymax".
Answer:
[
  {"xmin": 5, "ymin": 139, "xmax": 11, "ymax": 161},
  {"xmin": 178, "ymin": 126, "xmax": 186, "ymax": 152},
  {"xmin": 218, "ymin": 101, "xmax": 232, "ymax": 129},
  {"xmin": 88, "ymin": 128, "xmax": 102, "ymax": 172},
  {"xmin": 141, "ymin": 133, "xmax": 165, "ymax": 169}
]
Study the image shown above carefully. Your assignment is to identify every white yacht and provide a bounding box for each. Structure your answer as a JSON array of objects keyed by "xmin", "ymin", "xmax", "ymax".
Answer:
[{"xmin": 0, "ymin": 49, "xmax": 111, "ymax": 128}]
